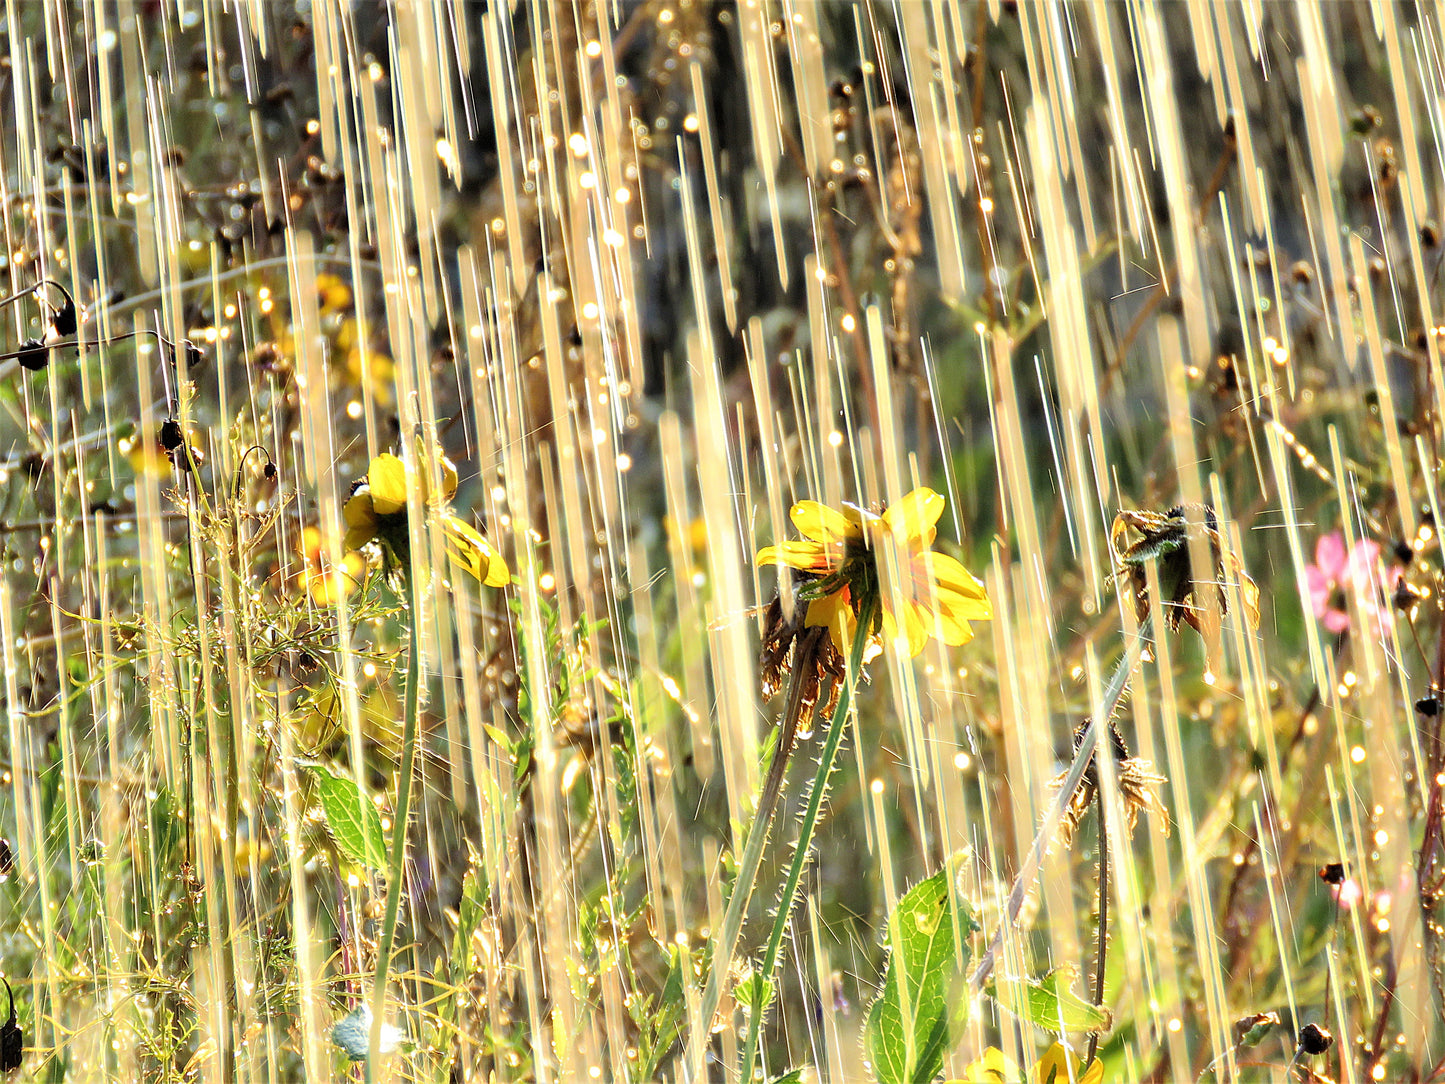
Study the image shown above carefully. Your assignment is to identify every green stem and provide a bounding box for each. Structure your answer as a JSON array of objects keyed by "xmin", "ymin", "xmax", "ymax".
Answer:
[
  {"xmin": 367, "ymin": 575, "xmax": 422, "ymax": 1076},
  {"xmin": 968, "ymin": 614, "xmax": 1153, "ymax": 994},
  {"xmin": 1086, "ymin": 786, "xmax": 1108, "ymax": 1066},
  {"xmin": 693, "ymin": 628, "xmax": 825, "ymax": 1073},
  {"xmin": 740, "ymin": 596, "xmax": 878, "ymax": 1081}
]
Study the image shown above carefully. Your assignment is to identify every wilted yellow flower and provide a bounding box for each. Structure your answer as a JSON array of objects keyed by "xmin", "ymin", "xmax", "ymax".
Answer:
[
  {"xmin": 343, "ymin": 447, "xmax": 508, "ymax": 587},
  {"xmin": 756, "ymin": 487, "xmax": 991, "ymax": 658}
]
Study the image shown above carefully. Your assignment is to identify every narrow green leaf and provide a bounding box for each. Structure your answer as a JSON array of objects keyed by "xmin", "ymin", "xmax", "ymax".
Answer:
[
  {"xmin": 300, "ymin": 761, "xmax": 388, "ymax": 870},
  {"xmin": 863, "ymin": 856, "xmax": 979, "ymax": 1084},
  {"xmin": 984, "ymin": 967, "xmax": 1112, "ymax": 1033}
]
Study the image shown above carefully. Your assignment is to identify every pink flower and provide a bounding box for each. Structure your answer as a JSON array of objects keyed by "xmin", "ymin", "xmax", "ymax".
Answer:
[{"xmin": 1305, "ymin": 532, "xmax": 1384, "ymax": 634}]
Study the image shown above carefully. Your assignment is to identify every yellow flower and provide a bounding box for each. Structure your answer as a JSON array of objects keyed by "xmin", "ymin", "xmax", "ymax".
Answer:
[
  {"xmin": 756, "ymin": 487, "xmax": 991, "ymax": 657},
  {"xmin": 316, "ymin": 273, "xmax": 352, "ymax": 315},
  {"xmin": 344, "ymin": 344, "xmax": 395, "ymax": 406},
  {"xmin": 951, "ymin": 1043, "xmax": 1104, "ymax": 1084},
  {"xmin": 299, "ymin": 525, "xmax": 366, "ymax": 605},
  {"xmin": 343, "ymin": 448, "xmax": 509, "ymax": 587}
]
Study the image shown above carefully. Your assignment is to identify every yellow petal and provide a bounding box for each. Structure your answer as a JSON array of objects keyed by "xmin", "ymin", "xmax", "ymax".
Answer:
[
  {"xmin": 882, "ymin": 601, "xmax": 930, "ymax": 657},
  {"xmin": 950, "ymin": 1046, "xmax": 1023, "ymax": 1084},
  {"xmin": 415, "ymin": 439, "xmax": 459, "ymax": 503},
  {"xmin": 343, "ymin": 492, "xmax": 377, "ymax": 531},
  {"xmin": 790, "ymin": 500, "xmax": 861, "ymax": 543},
  {"xmin": 343, "ymin": 524, "xmax": 376, "ymax": 552},
  {"xmin": 442, "ymin": 516, "xmax": 506, "ymax": 586},
  {"xmin": 805, "ymin": 591, "xmax": 854, "ymax": 655},
  {"xmin": 438, "ymin": 454, "xmax": 458, "ymax": 502},
  {"xmin": 929, "ymin": 602, "xmax": 976, "ymax": 646},
  {"xmin": 755, "ymin": 540, "xmax": 839, "ymax": 573},
  {"xmin": 367, "ymin": 454, "xmax": 408, "ymax": 515},
  {"xmin": 917, "ymin": 551, "xmax": 990, "ymax": 600},
  {"xmin": 883, "ymin": 487, "xmax": 944, "ymax": 543},
  {"xmin": 1034, "ymin": 1043, "xmax": 1102, "ymax": 1084}
]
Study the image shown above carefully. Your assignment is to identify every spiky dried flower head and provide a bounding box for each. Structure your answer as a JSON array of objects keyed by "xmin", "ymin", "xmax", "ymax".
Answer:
[
  {"xmin": 1111, "ymin": 503, "xmax": 1259, "ymax": 634},
  {"xmin": 758, "ymin": 584, "xmax": 848, "ymax": 721},
  {"xmin": 1054, "ymin": 717, "xmax": 1170, "ymax": 846}
]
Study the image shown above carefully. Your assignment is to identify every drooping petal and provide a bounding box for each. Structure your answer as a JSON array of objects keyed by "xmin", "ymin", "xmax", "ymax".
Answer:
[
  {"xmin": 755, "ymin": 540, "xmax": 839, "ymax": 573},
  {"xmin": 342, "ymin": 494, "xmax": 378, "ymax": 552},
  {"xmin": 882, "ymin": 487, "xmax": 944, "ymax": 544},
  {"xmin": 343, "ymin": 524, "xmax": 376, "ymax": 552},
  {"xmin": 916, "ymin": 551, "xmax": 991, "ymax": 603},
  {"xmin": 790, "ymin": 500, "xmax": 861, "ymax": 543},
  {"xmin": 805, "ymin": 590, "xmax": 854, "ymax": 655},
  {"xmin": 928, "ymin": 599, "xmax": 977, "ymax": 645},
  {"xmin": 434, "ymin": 452, "xmax": 459, "ymax": 503},
  {"xmin": 442, "ymin": 516, "xmax": 508, "ymax": 587},
  {"xmin": 415, "ymin": 439, "xmax": 459, "ymax": 504},
  {"xmin": 343, "ymin": 491, "xmax": 375, "ymax": 529},
  {"xmin": 367, "ymin": 453, "xmax": 408, "ymax": 515},
  {"xmin": 881, "ymin": 601, "xmax": 930, "ymax": 657}
]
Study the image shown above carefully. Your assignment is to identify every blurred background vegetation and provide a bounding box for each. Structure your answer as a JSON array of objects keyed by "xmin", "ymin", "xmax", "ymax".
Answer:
[{"xmin": 0, "ymin": 1, "xmax": 1440, "ymax": 1081}]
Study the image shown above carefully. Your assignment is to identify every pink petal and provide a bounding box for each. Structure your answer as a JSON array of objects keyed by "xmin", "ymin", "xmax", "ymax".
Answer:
[
  {"xmin": 1304, "ymin": 566, "xmax": 1331, "ymax": 618},
  {"xmin": 1324, "ymin": 609, "xmax": 1350, "ymax": 634},
  {"xmin": 1343, "ymin": 540, "xmax": 1382, "ymax": 590},
  {"xmin": 1315, "ymin": 532, "xmax": 1347, "ymax": 578}
]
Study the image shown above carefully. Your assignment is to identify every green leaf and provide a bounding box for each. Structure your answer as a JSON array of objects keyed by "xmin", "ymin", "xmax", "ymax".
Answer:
[
  {"xmin": 734, "ymin": 969, "xmax": 775, "ymax": 1012},
  {"xmin": 767, "ymin": 1071, "xmax": 806, "ymax": 1084},
  {"xmin": 300, "ymin": 761, "xmax": 388, "ymax": 870},
  {"xmin": 984, "ymin": 967, "xmax": 1112, "ymax": 1033},
  {"xmin": 863, "ymin": 856, "xmax": 979, "ymax": 1084}
]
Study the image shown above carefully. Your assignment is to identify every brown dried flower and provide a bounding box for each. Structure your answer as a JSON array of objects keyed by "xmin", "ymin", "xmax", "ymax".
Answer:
[
  {"xmin": 1055, "ymin": 717, "xmax": 1170, "ymax": 846},
  {"xmin": 758, "ymin": 582, "xmax": 847, "ymax": 721},
  {"xmin": 1111, "ymin": 504, "xmax": 1260, "ymax": 633}
]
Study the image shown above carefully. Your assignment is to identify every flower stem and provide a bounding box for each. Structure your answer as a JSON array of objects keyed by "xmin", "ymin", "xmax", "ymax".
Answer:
[
  {"xmin": 1086, "ymin": 789, "xmax": 1108, "ymax": 1066},
  {"xmin": 969, "ymin": 614, "xmax": 1152, "ymax": 994},
  {"xmin": 367, "ymin": 577, "xmax": 421, "ymax": 1078},
  {"xmin": 740, "ymin": 596, "xmax": 877, "ymax": 1081},
  {"xmin": 692, "ymin": 624, "xmax": 825, "ymax": 1077}
]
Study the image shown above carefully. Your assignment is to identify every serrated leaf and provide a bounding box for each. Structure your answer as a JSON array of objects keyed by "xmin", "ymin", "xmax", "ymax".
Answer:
[
  {"xmin": 984, "ymin": 967, "xmax": 1112, "ymax": 1033},
  {"xmin": 734, "ymin": 969, "xmax": 775, "ymax": 1011},
  {"xmin": 300, "ymin": 761, "xmax": 388, "ymax": 870},
  {"xmin": 863, "ymin": 856, "xmax": 979, "ymax": 1084}
]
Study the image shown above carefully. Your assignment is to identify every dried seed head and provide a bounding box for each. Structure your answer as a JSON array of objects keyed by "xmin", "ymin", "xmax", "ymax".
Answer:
[
  {"xmin": 50, "ymin": 298, "xmax": 77, "ymax": 337},
  {"xmin": 1297, "ymin": 1023, "xmax": 1333, "ymax": 1056},
  {"xmin": 758, "ymin": 587, "xmax": 848, "ymax": 722},
  {"xmin": 17, "ymin": 338, "xmax": 49, "ymax": 371},
  {"xmin": 1318, "ymin": 862, "xmax": 1346, "ymax": 886},
  {"xmin": 1055, "ymin": 718, "xmax": 1170, "ymax": 846},
  {"xmin": 1111, "ymin": 504, "xmax": 1260, "ymax": 634}
]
